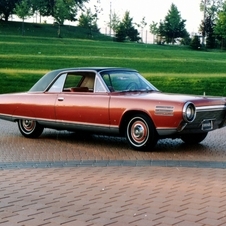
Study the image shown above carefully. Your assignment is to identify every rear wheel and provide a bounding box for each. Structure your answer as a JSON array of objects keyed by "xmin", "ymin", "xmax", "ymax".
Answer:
[
  {"xmin": 125, "ymin": 114, "xmax": 157, "ymax": 151},
  {"xmin": 18, "ymin": 119, "xmax": 44, "ymax": 138},
  {"xmin": 181, "ymin": 132, "xmax": 208, "ymax": 144}
]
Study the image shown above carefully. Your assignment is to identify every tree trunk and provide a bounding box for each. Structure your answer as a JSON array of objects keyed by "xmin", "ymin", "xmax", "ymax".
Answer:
[
  {"xmin": 4, "ymin": 12, "xmax": 10, "ymax": 22},
  {"xmin": 222, "ymin": 38, "xmax": 225, "ymax": 50},
  {"xmin": 22, "ymin": 19, "xmax": 25, "ymax": 36},
  {"xmin": 58, "ymin": 24, "xmax": 61, "ymax": 38}
]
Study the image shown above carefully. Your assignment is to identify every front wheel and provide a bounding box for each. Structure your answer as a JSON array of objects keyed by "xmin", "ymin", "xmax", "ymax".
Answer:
[
  {"xmin": 18, "ymin": 119, "xmax": 44, "ymax": 138},
  {"xmin": 181, "ymin": 132, "xmax": 208, "ymax": 144},
  {"xmin": 125, "ymin": 114, "xmax": 157, "ymax": 151}
]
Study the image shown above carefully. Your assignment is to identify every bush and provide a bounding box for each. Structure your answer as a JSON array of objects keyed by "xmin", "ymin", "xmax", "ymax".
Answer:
[{"xmin": 190, "ymin": 35, "xmax": 201, "ymax": 50}]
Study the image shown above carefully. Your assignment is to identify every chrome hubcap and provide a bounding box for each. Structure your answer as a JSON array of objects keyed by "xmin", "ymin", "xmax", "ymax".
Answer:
[
  {"xmin": 130, "ymin": 119, "xmax": 149, "ymax": 145},
  {"xmin": 22, "ymin": 120, "xmax": 35, "ymax": 132},
  {"xmin": 133, "ymin": 124, "xmax": 144, "ymax": 139}
]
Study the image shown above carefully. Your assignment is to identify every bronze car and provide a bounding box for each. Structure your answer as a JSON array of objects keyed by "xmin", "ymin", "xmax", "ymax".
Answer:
[{"xmin": 0, "ymin": 67, "xmax": 226, "ymax": 151}]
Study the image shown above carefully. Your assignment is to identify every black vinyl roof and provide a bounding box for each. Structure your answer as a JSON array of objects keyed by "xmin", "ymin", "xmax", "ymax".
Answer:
[
  {"xmin": 51, "ymin": 67, "xmax": 137, "ymax": 73},
  {"xmin": 29, "ymin": 67, "xmax": 137, "ymax": 92}
]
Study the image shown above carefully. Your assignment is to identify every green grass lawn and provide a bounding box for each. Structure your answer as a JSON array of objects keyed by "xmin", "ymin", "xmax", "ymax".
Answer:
[{"xmin": 0, "ymin": 21, "xmax": 226, "ymax": 96}]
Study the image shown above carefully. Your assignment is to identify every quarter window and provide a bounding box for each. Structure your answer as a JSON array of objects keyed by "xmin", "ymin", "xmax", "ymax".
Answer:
[{"xmin": 48, "ymin": 73, "xmax": 67, "ymax": 92}]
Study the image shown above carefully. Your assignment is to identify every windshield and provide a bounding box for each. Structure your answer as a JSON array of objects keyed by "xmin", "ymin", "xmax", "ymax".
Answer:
[{"xmin": 101, "ymin": 71, "xmax": 158, "ymax": 92}]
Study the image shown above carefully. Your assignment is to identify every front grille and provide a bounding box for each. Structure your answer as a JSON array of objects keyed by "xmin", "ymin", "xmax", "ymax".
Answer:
[{"xmin": 185, "ymin": 109, "xmax": 226, "ymax": 130}]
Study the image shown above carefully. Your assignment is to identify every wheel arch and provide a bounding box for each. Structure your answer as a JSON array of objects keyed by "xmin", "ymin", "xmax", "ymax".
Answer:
[{"xmin": 119, "ymin": 110, "xmax": 156, "ymax": 136}]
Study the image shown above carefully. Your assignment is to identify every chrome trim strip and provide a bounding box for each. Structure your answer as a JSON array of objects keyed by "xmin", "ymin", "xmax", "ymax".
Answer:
[
  {"xmin": 156, "ymin": 128, "xmax": 177, "ymax": 136},
  {"xmin": 0, "ymin": 113, "xmax": 119, "ymax": 134},
  {"xmin": 177, "ymin": 122, "xmax": 188, "ymax": 132},
  {"xmin": 196, "ymin": 105, "xmax": 226, "ymax": 112},
  {"xmin": 0, "ymin": 114, "xmax": 14, "ymax": 122},
  {"xmin": 155, "ymin": 106, "xmax": 174, "ymax": 116}
]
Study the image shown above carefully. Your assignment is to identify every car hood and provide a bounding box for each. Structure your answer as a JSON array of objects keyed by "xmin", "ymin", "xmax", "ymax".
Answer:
[{"xmin": 113, "ymin": 91, "xmax": 226, "ymax": 106}]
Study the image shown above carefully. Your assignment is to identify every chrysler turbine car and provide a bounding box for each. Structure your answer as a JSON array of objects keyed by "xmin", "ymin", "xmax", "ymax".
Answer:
[{"xmin": 0, "ymin": 67, "xmax": 226, "ymax": 151}]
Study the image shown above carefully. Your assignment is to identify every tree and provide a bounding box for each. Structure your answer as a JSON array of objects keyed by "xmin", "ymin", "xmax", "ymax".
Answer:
[
  {"xmin": 159, "ymin": 3, "xmax": 187, "ymax": 44},
  {"xmin": 0, "ymin": 0, "xmax": 20, "ymax": 21},
  {"xmin": 14, "ymin": 0, "xmax": 33, "ymax": 35},
  {"xmin": 136, "ymin": 17, "xmax": 147, "ymax": 42},
  {"xmin": 114, "ymin": 22, "xmax": 127, "ymax": 42},
  {"xmin": 29, "ymin": 0, "xmax": 49, "ymax": 22},
  {"xmin": 108, "ymin": 12, "xmax": 120, "ymax": 34},
  {"xmin": 57, "ymin": 0, "xmax": 89, "ymax": 21},
  {"xmin": 150, "ymin": 21, "xmax": 159, "ymax": 44},
  {"xmin": 79, "ymin": 8, "xmax": 94, "ymax": 28},
  {"xmin": 128, "ymin": 26, "xmax": 140, "ymax": 42},
  {"xmin": 190, "ymin": 35, "xmax": 201, "ymax": 50},
  {"xmin": 179, "ymin": 31, "xmax": 191, "ymax": 45},
  {"xmin": 29, "ymin": 0, "xmax": 88, "ymax": 37},
  {"xmin": 200, "ymin": 0, "xmax": 224, "ymax": 20},
  {"xmin": 199, "ymin": 0, "xmax": 224, "ymax": 48},
  {"xmin": 214, "ymin": 1, "xmax": 226, "ymax": 49},
  {"xmin": 122, "ymin": 11, "xmax": 133, "ymax": 33},
  {"xmin": 78, "ymin": 7, "xmax": 100, "ymax": 38},
  {"xmin": 29, "ymin": 0, "xmax": 88, "ymax": 23},
  {"xmin": 204, "ymin": 16, "xmax": 215, "ymax": 48},
  {"xmin": 78, "ymin": 1, "xmax": 102, "ymax": 38},
  {"xmin": 53, "ymin": 0, "xmax": 77, "ymax": 37},
  {"xmin": 115, "ymin": 11, "xmax": 140, "ymax": 42}
]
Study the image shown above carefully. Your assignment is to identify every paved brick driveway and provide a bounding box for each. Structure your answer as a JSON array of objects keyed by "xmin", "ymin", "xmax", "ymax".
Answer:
[{"xmin": 0, "ymin": 120, "xmax": 226, "ymax": 226}]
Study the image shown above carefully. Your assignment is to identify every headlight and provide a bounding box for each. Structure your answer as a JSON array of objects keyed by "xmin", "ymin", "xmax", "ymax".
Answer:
[{"xmin": 183, "ymin": 102, "xmax": 196, "ymax": 123}]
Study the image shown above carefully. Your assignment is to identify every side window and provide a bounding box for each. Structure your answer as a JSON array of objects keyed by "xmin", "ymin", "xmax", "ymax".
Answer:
[
  {"xmin": 65, "ymin": 73, "xmax": 96, "ymax": 92},
  {"xmin": 64, "ymin": 74, "xmax": 83, "ymax": 89},
  {"xmin": 48, "ymin": 73, "xmax": 67, "ymax": 92},
  {"xmin": 48, "ymin": 72, "xmax": 97, "ymax": 93}
]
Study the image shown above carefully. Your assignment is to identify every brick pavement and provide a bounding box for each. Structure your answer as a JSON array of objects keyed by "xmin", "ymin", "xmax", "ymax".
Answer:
[
  {"xmin": 0, "ymin": 120, "xmax": 226, "ymax": 164},
  {"xmin": 1, "ymin": 167, "xmax": 226, "ymax": 226},
  {"xmin": 0, "ymin": 120, "xmax": 226, "ymax": 225}
]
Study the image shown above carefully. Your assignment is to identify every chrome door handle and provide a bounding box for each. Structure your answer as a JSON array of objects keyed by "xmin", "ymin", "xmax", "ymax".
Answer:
[{"xmin": 58, "ymin": 97, "xmax": 64, "ymax": 101}]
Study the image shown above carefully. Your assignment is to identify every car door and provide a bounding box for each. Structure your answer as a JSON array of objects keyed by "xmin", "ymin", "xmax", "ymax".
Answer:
[
  {"xmin": 7, "ymin": 92, "xmax": 57, "ymax": 121},
  {"xmin": 24, "ymin": 93, "xmax": 58, "ymax": 120},
  {"xmin": 52, "ymin": 72, "xmax": 111, "ymax": 131},
  {"xmin": 56, "ymin": 92, "xmax": 110, "ymax": 127}
]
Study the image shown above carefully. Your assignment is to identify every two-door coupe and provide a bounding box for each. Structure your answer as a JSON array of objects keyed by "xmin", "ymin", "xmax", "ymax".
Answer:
[{"xmin": 0, "ymin": 67, "xmax": 226, "ymax": 151}]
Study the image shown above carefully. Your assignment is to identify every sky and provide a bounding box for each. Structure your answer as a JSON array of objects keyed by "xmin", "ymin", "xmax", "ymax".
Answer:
[
  {"xmin": 15, "ymin": 0, "xmax": 204, "ymax": 43},
  {"xmin": 88, "ymin": 0, "xmax": 204, "ymax": 34}
]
